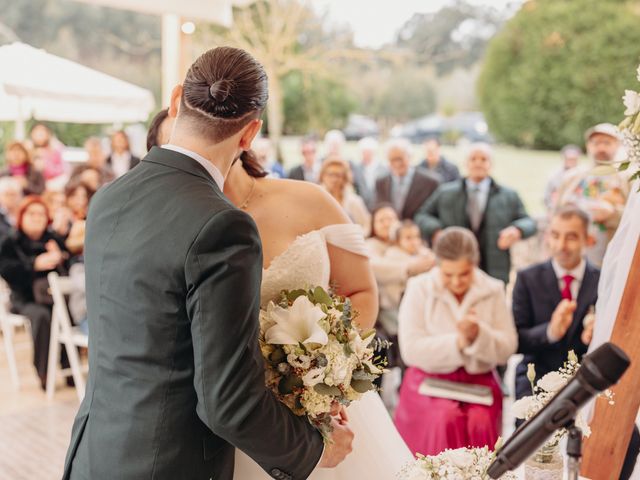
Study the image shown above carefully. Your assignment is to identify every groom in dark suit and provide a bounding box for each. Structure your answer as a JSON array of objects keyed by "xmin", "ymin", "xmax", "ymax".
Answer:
[
  {"xmin": 62, "ymin": 47, "xmax": 352, "ymax": 480},
  {"xmin": 513, "ymin": 205, "xmax": 599, "ymax": 401}
]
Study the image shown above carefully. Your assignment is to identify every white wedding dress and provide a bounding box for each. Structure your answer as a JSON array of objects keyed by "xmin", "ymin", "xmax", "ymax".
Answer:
[{"xmin": 234, "ymin": 224, "xmax": 414, "ymax": 479}]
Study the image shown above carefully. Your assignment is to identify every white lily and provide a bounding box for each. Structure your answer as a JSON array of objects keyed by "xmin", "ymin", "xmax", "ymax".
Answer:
[
  {"xmin": 623, "ymin": 90, "xmax": 640, "ymax": 116},
  {"xmin": 302, "ymin": 367, "xmax": 326, "ymax": 387},
  {"xmin": 349, "ymin": 330, "xmax": 375, "ymax": 359},
  {"xmin": 265, "ymin": 296, "xmax": 329, "ymax": 346}
]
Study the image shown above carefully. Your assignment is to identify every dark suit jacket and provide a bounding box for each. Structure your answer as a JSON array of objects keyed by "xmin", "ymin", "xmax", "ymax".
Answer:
[
  {"xmin": 415, "ymin": 178, "xmax": 537, "ymax": 284},
  {"xmin": 63, "ymin": 147, "xmax": 323, "ymax": 480},
  {"xmin": 106, "ymin": 153, "xmax": 141, "ymax": 171},
  {"xmin": 513, "ymin": 260, "xmax": 600, "ymax": 400},
  {"xmin": 375, "ymin": 168, "xmax": 439, "ymax": 220},
  {"xmin": 417, "ymin": 157, "xmax": 460, "ymax": 184},
  {"xmin": 287, "ymin": 164, "xmax": 306, "ymax": 181}
]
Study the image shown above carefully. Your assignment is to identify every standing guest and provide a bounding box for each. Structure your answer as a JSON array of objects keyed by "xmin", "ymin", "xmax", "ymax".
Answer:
[
  {"xmin": 0, "ymin": 177, "xmax": 23, "ymax": 239},
  {"xmin": 418, "ymin": 138, "xmax": 460, "ymax": 183},
  {"xmin": 106, "ymin": 130, "xmax": 141, "ymax": 178},
  {"xmin": 0, "ymin": 196, "xmax": 69, "ymax": 388},
  {"xmin": 394, "ymin": 227, "xmax": 517, "ymax": 456},
  {"xmin": 513, "ymin": 206, "xmax": 599, "ymax": 400},
  {"xmin": 253, "ymin": 137, "xmax": 285, "ymax": 178},
  {"xmin": 1, "ymin": 142, "xmax": 45, "ymax": 195},
  {"xmin": 555, "ymin": 123, "xmax": 629, "ymax": 267},
  {"xmin": 319, "ymin": 157, "xmax": 371, "ymax": 235},
  {"xmin": 352, "ymin": 137, "xmax": 388, "ymax": 211},
  {"xmin": 323, "ymin": 129, "xmax": 347, "ymax": 158},
  {"xmin": 75, "ymin": 137, "xmax": 115, "ymax": 184},
  {"xmin": 29, "ymin": 123, "xmax": 65, "ymax": 182},
  {"xmin": 288, "ymin": 136, "xmax": 319, "ymax": 182},
  {"xmin": 70, "ymin": 165, "xmax": 108, "ymax": 192},
  {"xmin": 415, "ymin": 143, "xmax": 537, "ymax": 284},
  {"xmin": 544, "ymin": 144, "xmax": 581, "ymax": 211},
  {"xmin": 375, "ymin": 138, "xmax": 439, "ymax": 220},
  {"xmin": 146, "ymin": 108, "xmax": 174, "ymax": 151}
]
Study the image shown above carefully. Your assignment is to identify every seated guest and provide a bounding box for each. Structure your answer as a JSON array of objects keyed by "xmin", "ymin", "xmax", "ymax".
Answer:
[
  {"xmin": 415, "ymin": 143, "xmax": 537, "ymax": 284},
  {"xmin": 2, "ymin": 142, "xmax": 45, "ymax": 195},
  {"xmin": 384, "ymin": 220, "xmax": 435, "ymax": 313},
  {"xmin": 0, "ymin": 196, "xmax": 70, "ymax": 388},
  {"xmin": 288, "ymin": 136, "xmax": 319, "ymax": 182},
  {"xmin": 319, "ymin": 157, "xmax": 371, "ymax": 235},
  {"xmin": 352, "ymin": 137, "xmax": 388, "ymax": 211},
  {"xmin": 106, "ymin": 130, "xmax": 140, "ymax": 177},
  {"xmin": 323, "ymin": 129, "xmax": 347, "ymax": 159},
  {"xmin": 72, "ymin": 137, "xmax": 115, "ymax": 184},
  {"xmin": 513, "ymin": 205, "xmax": 599, "ymax": 400},
  {"xmin": 375, "ymin": 138, "xmax": 439, "ymax": 220},
  {"xmin": 395, "ymin": 227, "xmax": 517, "ymax": 456},
  {"xmin": 146, "ymin": 108, "xmax": 174, "ymax": 150},
  {"xmin": 42, "ymin": 189, "xmax": 74, "ymax": 239},
  {"xmin": 0, "ymin": 177, "xmax": 23, "ymax": 239},
  {"xmin": 418, "ymin": 138, "xmax": 460, "ymax": 183},
  {"xmin": 65, "ymin": 179, "xmax": 94, "ymax": 221}
]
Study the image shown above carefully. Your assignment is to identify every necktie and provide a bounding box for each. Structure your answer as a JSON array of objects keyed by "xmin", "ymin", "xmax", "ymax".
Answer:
[
  {"xmin": 467, "ymin": 185, "xmax": 482, "ymax": 232},
  {"xmin": 561, "ymin": 274, "xmax": 575, "ymax": 301},
  {"xmin": 393, "ymin": 176, "xmax": 406, "ymax": 214}
]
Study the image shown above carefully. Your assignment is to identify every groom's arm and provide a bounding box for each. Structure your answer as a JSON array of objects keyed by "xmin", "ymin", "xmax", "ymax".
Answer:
[{"xmin": 185, "ymin": 208, "xmax": 324, "ymax": 479}]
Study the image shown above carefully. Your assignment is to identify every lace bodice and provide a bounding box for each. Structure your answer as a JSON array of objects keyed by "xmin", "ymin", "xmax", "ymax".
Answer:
[{"xmin": 260, "ymin": 224, "xmax": 368, "ymax": 307}]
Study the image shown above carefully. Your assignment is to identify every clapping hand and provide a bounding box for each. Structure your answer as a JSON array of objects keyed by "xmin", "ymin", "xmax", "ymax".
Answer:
[
  {"xmin": 457, "ymin": 309, "xmax": 480, "ymax": 350},
  {"xmin": 497, "ymin": 226, "xmax": 522, "ymax": 250},
  {"xmin": 34, "ymin": 240, "xmax": 63, "ymax": 271},
  {"xmin": 549, "ymin": 299, "xmax": 577, "ymax": 341}
]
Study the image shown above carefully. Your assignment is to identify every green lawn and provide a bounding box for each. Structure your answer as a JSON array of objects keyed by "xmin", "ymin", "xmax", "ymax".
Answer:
[{"xmin": 279, "ymin": 137, "xmax": 587, "ymax": 216}]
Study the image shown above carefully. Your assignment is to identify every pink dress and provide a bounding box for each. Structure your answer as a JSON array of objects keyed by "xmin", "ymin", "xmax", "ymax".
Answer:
[{"xmin": 394, "ymin": 366, "xmax": 502, "ymax": 456}]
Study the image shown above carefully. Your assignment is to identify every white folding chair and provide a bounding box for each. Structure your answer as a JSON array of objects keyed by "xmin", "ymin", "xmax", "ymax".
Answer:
[
  {"xmin": 0, "ymin": 279, "xmax": 30, "ymax": 390},
  {"xmin": 45, "ymin": 272, "xmax": 88, "ymax": 401}
]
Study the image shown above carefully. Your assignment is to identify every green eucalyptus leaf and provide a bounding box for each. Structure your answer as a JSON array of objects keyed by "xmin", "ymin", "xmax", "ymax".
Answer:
[
  {"xmin": 351, "ymin": 379, "xmax": 375, "ymax": 393},
  {"xmin": 313, "ymin": 286, "xmax": 333, "ymax": 306},
  {"xmin": 619, "ymin": 161, "xmax": 631, "ymax": 171},
  {"xmin": 279, "ymin": 375, "xmax": 303, "ymax": 394},
  {"xmin": 314, "ymin": 383, "xmax": 342, "ymax": 396},
  {"xmin": 269, "ymin": 348, "xmax": 286, "ymax": 364},
  {"xmin": 286, "ymin": 289, "xmax": 308, "ymax": 302}
]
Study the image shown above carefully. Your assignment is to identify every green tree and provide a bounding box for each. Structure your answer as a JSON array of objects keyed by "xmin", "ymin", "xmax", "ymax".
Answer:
[{"xmin": 478, "ymin": 0, "xmax": 640, "ymax": 149}]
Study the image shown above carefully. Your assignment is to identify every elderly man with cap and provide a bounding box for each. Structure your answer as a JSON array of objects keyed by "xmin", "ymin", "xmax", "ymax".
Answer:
[{"xmin": 555, "ymin": 123, "xmax": 630, "ymax": 267}]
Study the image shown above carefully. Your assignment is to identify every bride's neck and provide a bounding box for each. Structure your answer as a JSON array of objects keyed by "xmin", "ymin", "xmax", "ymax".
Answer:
[{"xmin": 224, "ymin": 161, "xmax": 255, "ymax": 208}]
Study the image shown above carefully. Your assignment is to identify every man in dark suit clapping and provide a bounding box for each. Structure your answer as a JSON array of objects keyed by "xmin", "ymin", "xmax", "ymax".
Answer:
[
  {"xmin": 513, "ymin": 205, "xmax": 599, "ymax": 400},
  {"xmin": 375, "ymin": 138, "xmax": 439, "ymax": 220}
]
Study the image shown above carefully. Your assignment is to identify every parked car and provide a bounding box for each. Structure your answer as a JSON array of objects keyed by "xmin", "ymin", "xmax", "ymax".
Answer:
[
  {"xmin": 392, "ymin": 112, "xmax": 492, "ymax": 144},
  {"xmin": 342, "ymin": 114, "xmax": 379, "ymax": 140}
]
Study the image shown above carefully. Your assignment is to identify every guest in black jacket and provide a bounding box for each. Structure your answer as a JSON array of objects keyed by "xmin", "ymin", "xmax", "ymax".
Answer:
[
  {"xmin": 375, "ymin": 138, "xmax": 439, "ymax": 220},
  {"xmin": 0, "ymin": 195, "xmax": 69, "ymax": 388},
  {"xmin": 513, "ymin": 205, "xmax": 599, "ymax": 400}
]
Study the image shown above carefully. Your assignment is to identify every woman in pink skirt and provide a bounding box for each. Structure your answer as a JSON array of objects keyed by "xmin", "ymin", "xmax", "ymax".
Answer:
[{"xmin": 394, "ymin": 227, "xmax": 517, "ymax": 456}]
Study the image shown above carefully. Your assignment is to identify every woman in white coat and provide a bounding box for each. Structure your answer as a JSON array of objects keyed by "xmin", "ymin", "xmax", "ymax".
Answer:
[{"xmin": 394, "ymin": 227, "xmax": 517, "ymax": 457}]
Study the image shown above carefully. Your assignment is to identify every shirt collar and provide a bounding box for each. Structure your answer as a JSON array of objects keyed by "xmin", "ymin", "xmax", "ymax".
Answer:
[
  {"xmin": 551, "ymin": 258, "xmax": 586, "ymax": 282},
  {"xmin": 466, "ymin": 177, "xmax": 491, "ymax": 192},
  {"xmin": 393, "ymin": 166, "xmax": 415, "ymax": 184},
  {"xmin": 161, "ymin": 144, "xmax": 225, "ymax": 191}
]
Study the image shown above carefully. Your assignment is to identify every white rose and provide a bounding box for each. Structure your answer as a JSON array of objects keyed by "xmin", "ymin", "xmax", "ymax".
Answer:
[
  {"xmin": 287, "ymin": 353, "xmax": 311, "ymax": 370},
  {"xmin": 511, "ymin": 396, "xmax": 536, "ymax": 419},
  {"xmin": 575, "ymin": 411, "xmax": 592, "ymax": 437},
  {"xmin": 441, "ymin": 448, "xmax": 474, "ymax": 469},
  {"xmin": 623, "ymin": 90, "xmax": 640, "ymax": 116},
  {"xmin": 537, "ymin": 371, "xmax": 567, "ymax": 393}
]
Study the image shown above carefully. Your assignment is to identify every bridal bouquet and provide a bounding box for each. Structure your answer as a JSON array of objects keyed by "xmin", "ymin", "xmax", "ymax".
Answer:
[
  {"xmin": 259, "ymin": 286, "xmax": 385, "ymax": 438},
  {"xmin": 511, "ymin": 351, "xmax": 615, "ymax": 446},
  {"xmin": 396, "ymin": 442, "xmax": 516, "ymax": 480}
]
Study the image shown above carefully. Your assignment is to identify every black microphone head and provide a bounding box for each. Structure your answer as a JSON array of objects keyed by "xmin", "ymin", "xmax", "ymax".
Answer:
[{"xmin": 580, "ymin": 342, "xmax": 630, "ymax": 391}]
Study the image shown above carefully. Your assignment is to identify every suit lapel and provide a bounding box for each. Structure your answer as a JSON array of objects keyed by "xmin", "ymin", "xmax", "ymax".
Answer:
[
  {"xmin": 402, "ymin": 173, "xmax": 421, "ymax": 218},
  {"xmin": 542, "ymin": 260, "xmax": 563, "ymax": 305},
  {"xmin": 566, "ymin": 262, "xmax": 598, "ymax": 342}
]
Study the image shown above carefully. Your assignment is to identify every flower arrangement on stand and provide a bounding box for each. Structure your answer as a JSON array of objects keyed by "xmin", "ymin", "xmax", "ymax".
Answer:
[
  {"xmin": 511, "ymin": 351, "xmax": 614, "ymax": 480},
  {"xmin": 396, "ymin": 441, "xmax": 517, "ymax": 480},
  {"xmin": 617, "ymin": 64, "xmax": 640, "ymax": 186},
  {"xmin": 259, "ymin": 286, "xmax": 387, "ymax": 439}
]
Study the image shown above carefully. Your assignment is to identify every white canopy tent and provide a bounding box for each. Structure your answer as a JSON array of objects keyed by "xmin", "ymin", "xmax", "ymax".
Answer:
[{"xmin": 0, "ymin": 42, "xmax": 155, "ymax": 139}]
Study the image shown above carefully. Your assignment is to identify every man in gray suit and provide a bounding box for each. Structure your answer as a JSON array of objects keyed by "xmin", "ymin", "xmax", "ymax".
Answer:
[{"xmin": 62, "ymin": 47, "xmax": 352, "ymax": 480}]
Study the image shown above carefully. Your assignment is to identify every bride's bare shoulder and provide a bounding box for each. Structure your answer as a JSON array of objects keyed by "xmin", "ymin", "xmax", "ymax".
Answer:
[{"xmin": 262, "ymin": 178, "xmax": 349, "ymax": 227}]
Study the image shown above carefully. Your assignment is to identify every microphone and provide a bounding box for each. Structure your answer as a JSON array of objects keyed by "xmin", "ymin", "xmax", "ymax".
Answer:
[{"xmin": 487, "ymin": 342, "xmax": 630, "ymax": 478}]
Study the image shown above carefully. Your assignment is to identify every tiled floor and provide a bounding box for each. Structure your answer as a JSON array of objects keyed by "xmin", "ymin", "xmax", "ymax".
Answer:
[{"xmin": 1, "ymin": 329, "xmax": 79, "ymax": 480}]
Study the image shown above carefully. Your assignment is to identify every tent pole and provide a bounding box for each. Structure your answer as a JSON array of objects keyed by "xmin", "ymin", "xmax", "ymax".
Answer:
[
  {"xmin": 161, "ymin": 14, "xmax": 181, "ymax": 108},
  {"xmin": 15, "ymin": 96, "xmax": 25, "ymax": 141}
]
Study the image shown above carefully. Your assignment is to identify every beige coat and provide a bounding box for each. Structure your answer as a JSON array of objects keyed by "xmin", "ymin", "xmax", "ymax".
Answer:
[{"xmin": 398, "ymin": 267, "xmax": 517, "ymax": 375}]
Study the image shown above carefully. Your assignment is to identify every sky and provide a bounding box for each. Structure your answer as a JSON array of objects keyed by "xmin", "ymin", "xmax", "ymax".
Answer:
[{"xmin": 311, "ymin": 0, "xmax": 519, "ymax": 49}]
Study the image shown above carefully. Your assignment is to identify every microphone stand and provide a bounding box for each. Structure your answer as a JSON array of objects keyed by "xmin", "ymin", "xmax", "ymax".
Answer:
[{"xmin": 566, "ymin": 421, "xmax": 583, "ymax": 480}]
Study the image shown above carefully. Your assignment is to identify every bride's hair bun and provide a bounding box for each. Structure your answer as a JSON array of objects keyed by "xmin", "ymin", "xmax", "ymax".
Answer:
[{"xmin": 209, "ymin": 79, "xmax": 233, "ymax": 103}]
